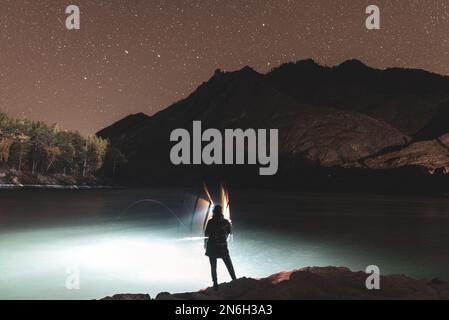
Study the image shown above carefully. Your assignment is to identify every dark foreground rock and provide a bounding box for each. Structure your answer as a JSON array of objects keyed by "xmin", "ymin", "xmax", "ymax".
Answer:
[
  {"xmin": 103, "ymin": 267, "xmax": 449, "ymax": 300},
  {"xmin": 102, "ymin": 294, "xmax": 151, "ymax": 300}
]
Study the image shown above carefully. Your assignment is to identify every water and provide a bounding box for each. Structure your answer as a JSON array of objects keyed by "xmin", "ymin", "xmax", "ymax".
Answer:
[{"xmin": 1, "ymin": 188, "xmax": 449, "ymax": 299}]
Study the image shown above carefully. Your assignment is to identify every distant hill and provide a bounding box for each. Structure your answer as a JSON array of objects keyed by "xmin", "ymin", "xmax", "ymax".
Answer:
[{"xmin": 97, "ymin": 60, "xmax": 449, "ymax": 192}]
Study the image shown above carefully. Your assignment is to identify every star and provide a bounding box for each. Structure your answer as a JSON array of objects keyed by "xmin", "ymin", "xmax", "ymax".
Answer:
[{"xmin": 0, "ymin": 0, "xmax": 447, "ymax": 134}]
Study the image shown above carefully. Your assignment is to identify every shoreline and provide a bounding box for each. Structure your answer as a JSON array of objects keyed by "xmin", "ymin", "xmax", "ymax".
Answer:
[
  {"xmin": 0, "ymin": 184, "xmax": 117, "ymax": 190},
  {"xmin": 102, "ymin": 266, "xmax": 449, "ymax": 300}
]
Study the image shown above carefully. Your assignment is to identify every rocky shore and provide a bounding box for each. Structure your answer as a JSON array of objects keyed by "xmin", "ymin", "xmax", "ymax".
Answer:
[
  {"xmin": 102, "ymin": 266, "xmax": 449, "ymax": 300},
  {"xmin": 0, "ymin": 169, "xmax": 102, "ymax": 188}
]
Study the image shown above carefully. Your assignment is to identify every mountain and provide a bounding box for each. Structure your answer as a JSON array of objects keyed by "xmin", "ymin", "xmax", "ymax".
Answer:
[
  {"xmin": 97, "ymin": 112, "xmax": 151, "ymax": 143},
  {"xmin": 97, "ymin": 60, "xmax": 449, "ymax": 191},
  {"xmin": 266, "ymin": 59, "xmax": 449, "ymax": 137}
]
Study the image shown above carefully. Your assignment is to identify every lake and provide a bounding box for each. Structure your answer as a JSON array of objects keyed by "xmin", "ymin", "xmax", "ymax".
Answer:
[{"xmin": 1, "ymin": 188, "xmax": 449, "ymax": 299}]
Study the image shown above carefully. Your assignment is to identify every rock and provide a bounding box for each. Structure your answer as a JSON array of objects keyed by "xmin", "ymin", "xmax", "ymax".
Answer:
[
  {"xmin": 362, "ymin": 134, "xmax": 449, "ymax": 173},
  {"xmin": 101, "ymin": 293, "xmax": 151, "ymax": 300},
  {"xmin": 276, "ymin": 109, "xmax": 408, "ymax": 166},
  {"xmin": 155, "ymin": 292, "xmax": 183, "ymax": 300},
  {"xmin": 102, "ymin": 266, "xmax": 449, "ymax": 300},
  {"xmin": 150, "ymin": 266, "xmax": 449, "ymax": 300},
  {"xmin": 0, "ymin": 169, "xmax": 102, "ymax": 188}
]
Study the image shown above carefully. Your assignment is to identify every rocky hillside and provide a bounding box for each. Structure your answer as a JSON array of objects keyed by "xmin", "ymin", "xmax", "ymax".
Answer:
[
  {"xmin": 361, "ymin": 134, "xmax": 449, "ymax": 173},
  {"xmin": 97, "ymin": 60, "xmax": 449, "ymax": 191},
  {"xmin": 102, "ymin": 266, "xmax": 449, "ymax": 300}
]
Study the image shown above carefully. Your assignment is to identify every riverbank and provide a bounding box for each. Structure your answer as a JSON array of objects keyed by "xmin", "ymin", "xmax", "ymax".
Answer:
[
  {"xmin": 102, "ymin": 266, "xmax": 449, "ymax": 300},
  {"xmin": 0, "ymin": 169, "xmax": 111, "ymax": 189}
]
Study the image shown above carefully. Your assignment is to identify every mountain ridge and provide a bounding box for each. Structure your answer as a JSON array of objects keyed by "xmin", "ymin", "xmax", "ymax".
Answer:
[{"xmin": 97, "ymin": 59, "xmax": 449, "ymax": 191}]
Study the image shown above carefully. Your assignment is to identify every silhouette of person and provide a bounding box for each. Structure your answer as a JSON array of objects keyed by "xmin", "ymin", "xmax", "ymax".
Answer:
[{"xmin": 204, "ymin": 205, "xmax": 237, "ymax": 291}]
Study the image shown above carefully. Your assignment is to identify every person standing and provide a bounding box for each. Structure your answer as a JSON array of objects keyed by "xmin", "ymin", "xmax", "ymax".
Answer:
[{"xmin": 204, "ymin": 205, "xmax": 237, "ymax": 291}]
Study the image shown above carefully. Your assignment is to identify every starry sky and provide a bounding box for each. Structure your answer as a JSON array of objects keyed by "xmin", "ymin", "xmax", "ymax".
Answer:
[{"xmin": 1, "ymin": 0, "xmax": 449, "ymax": 134}]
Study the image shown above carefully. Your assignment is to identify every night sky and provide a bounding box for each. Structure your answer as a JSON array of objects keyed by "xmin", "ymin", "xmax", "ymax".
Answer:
[{"xmin": 1, "ymin": 0, "xmax": 449, "ymax": 134}]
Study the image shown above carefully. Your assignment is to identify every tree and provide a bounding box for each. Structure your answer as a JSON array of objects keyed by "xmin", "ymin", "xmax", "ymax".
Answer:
[
  {"xmin": 0, "ymin": 112, "xmax": 111, "ymax": 178},
  {"xmin": 8, "ymin": 134, "xmax": 31, "ymax": 172},
  {"xmin": 55, "ymin": 131, "xmax": 76, "ymax": 175},
  {"xmin": 83, "ymin": 136, "xmax": 108, "ymax": 176},
  {"xmin": 44, "ymin": 146, "xmax": 62, "ymax": 174},
  {"xmin": 104, "ymin": 147, "xmax": 127, "ymax": 177},
  {"xmin": 28, "ymin": 123, "xmax": 53, "ymax": 175},
  {"xmin": 0, "ymin": 137, "xmax": 13, "ymax": 165}
]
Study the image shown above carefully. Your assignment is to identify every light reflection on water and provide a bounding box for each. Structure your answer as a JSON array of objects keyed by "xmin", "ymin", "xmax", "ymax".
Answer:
[
  {"xmin": 1, "ymin": 188, "xmax": 449, "ymax": 299},
  {"xmin": 0, "ymin": 222, "xmax": 325, "ymax": 299}
]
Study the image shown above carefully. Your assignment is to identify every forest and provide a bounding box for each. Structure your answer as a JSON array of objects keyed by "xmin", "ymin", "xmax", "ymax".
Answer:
[{"xmin": 0, "ymin": 112, "xmax": 123, "ymax": 178}]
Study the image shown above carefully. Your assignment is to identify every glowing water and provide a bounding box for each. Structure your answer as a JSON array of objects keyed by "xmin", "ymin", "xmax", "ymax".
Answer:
[
  {"xmin": 2, "ymin": 189, "xmax": 449, "ymax": 299},
  {"xmin": 0, "ymin": 222, "xmax": 322, "ymax": 299}
]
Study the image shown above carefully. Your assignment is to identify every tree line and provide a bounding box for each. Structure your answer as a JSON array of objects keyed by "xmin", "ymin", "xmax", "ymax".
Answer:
[{"xmin": 0, "ymin": 112, "xmax": 126, "ymax": 177}]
